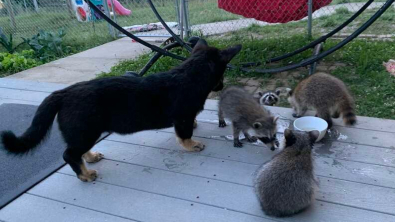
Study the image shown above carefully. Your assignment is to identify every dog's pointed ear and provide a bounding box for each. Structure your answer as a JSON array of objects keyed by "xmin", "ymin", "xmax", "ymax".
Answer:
[
  {"xmin": 220, "ymin": 45, "xmax": 242, "ymax": 63},
  {"xmin": 192, "ymin": 39, "xmax": 208, "ymax": 53}
]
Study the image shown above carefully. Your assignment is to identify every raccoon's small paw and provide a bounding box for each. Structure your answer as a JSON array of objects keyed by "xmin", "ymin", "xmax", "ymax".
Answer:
[
  {"xmin": 218, "ymin": 120, "xmax": 227, "ymax": 128},
  {"xmin": 234, "ymin": 140, "xmax": 243, "ymax": 148},
  {"xmin": 193, "ymin": 119, "xmax": 198, "ymax": 129},
  {"xmin": 247, "ymin": 136, "xmax": 258, "ymax": 142},
  {"xmin": 292, "ymin": 113, "xmax": 302, "ymax": 118},
  {"xmin": 78, "ymin": 170, "xmax": 98, "ymax": 182}
]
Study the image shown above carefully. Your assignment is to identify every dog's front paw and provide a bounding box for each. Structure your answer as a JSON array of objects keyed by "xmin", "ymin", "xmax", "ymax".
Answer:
[
  {"xmin": 178, "ymin": 138, "xmax": 205, "ymax": 152},
  {"xmin": 83, "ymin": 151, "xmax": 104, "ymax": 163},
  {"xmin": 192, "ymin": 141, "xmax": 205, "ymax": 152},
  {"xmin": 234, "ymin": 140, "xmax": 243, "ymax": 148},
  {"xmin": 78, "ymin": 170, "xmax": 98, "ymax": 182},
  {"xmin": 219, "ymin": 120, "xmax": 227, "ymax": 127}
]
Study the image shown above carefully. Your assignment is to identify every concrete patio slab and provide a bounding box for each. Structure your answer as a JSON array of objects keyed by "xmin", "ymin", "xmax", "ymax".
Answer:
[{"xmin": 6, "ymin": 38, "xmax": 158, "ymax": 84}]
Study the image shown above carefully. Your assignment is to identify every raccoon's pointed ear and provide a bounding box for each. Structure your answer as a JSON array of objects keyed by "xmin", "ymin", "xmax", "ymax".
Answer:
[
  {"xmin": 273, "ymin": 116, "xmax": 279, "ymax": 123},
  {"xmin": 220, "ymin": 45, "xmax": 242, "ymax": 63},
  {"xmin": 309, "ymin": 130, "xmax": 320, "ymax": 144},
  {"xmin": 253, "ymin": 122, "xmax": 262, "ymax": 129},
  {"xmin": 284, "ymin": 129, "xmax": 296, "ymax": 147},
  {"xmin": 192, "ymin": 39, "xmax": 208, "ymax": 53},
  {"xmin": 258, "ymin": 91, "xmax": 263, "ymax": 96}
]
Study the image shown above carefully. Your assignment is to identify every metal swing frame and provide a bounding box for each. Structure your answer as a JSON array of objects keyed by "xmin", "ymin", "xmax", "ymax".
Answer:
[{"xmin": 86, "ymin": 0, "xmax": 395, "ymax": 76}]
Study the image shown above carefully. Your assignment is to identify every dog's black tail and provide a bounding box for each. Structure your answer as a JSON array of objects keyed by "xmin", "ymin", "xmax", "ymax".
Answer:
[{"xmin": 1, "ymin": 92, "xmax": 62, "ymax": 154}]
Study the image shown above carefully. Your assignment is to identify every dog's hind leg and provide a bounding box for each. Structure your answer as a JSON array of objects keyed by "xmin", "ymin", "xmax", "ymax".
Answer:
[
  {"xmin": 175, "ymin": 118, "xmax": 205, "ymax": 152},
  {"xmin": 83, "ymin": 151, "xmax": 104, "ymax": 163},
  {"xmin": 63, "ymin": 148, "xmax": 98, "ymax": 182}
]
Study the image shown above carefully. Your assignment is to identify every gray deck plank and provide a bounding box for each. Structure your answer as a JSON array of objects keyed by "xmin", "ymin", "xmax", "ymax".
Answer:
[
  {"xmin": 179, "ymin": 116, "xmax": 395, "ymax": 149},
  {"xmin": 85, "ymin": 140, "xmax": 395, "ymax": 215},
  {"xmin": 96, "ymin": 139, "xmax": 395, "ymax": 189},
  {"xmin": 204, "ymin": 100, "xmax": 395, "ymax": 133},
  {"xmin": 58, "ymin": 160, "xmax": 395, "ymax": 222},
  {"xmin": 0, "ymin": 194, "xmax": 135, "ymax": 222},
  {"xmin": 108, "ymin": 128, "xmax": 395, "ymax": 168},
  {"xmin": 28, "ymin": 173, "xmax": 275, "ymax": 222},
  {"xmin": 0, "ymin": 78, "xmax": 66, "ymax": 93}
]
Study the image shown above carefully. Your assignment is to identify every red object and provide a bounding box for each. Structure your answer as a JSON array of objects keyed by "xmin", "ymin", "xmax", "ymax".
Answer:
[
  {"xmin": 77, "ymin": 7, "xmax": 87, "ymax": 21},
  {"xmin": 218, "ymin": 0, "xmax": 332, "ymax": 23}
]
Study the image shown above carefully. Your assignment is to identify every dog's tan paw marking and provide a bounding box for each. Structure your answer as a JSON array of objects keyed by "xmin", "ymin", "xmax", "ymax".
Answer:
[
  {"xmin": 178, "ymin": 138, "xmax": 205, "ymax": 152},
  {"xmin": 83, "ymin": 151, "xmax": 104, "ymax": 163},
  {"xmin": 193, "ymin": 119, "xmax": 198, "ymax": 129},
  {"xmin": 78, "ymin": 170, "xmax": 98, "ymax": 182}
]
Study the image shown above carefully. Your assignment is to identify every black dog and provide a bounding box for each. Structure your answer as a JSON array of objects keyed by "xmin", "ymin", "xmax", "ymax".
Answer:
[{"xmin": 1, "ymin": 40, "xmax": 241, "ymax": 182}]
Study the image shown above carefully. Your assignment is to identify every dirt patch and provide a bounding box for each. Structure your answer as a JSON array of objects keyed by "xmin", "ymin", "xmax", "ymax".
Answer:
[{"xmin": 208, "ymin": 61, "xmax": 346, "ymax": 101}]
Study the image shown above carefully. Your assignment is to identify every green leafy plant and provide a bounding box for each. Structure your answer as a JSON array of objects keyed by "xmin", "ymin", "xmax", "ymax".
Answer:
[
  {"xmin": 0, "ymin": 28, "xmax": 26, "ymax": 54},
  {"xmin": 0, "ymin": 50, "xmax": 41, "ymax": 74},
  {"xmin": 23, "ymin": 29, "xmax": 71, "ymax": 61}
]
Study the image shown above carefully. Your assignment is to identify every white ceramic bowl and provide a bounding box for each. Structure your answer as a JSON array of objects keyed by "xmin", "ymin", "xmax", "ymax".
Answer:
[{"xmin": 293, "ymin": 116, "xmax": 328, "ymax": 142}]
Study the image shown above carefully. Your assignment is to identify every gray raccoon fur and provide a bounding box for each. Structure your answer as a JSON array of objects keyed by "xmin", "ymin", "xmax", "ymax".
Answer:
[
  {"xmin": 258, "ymin": 89, "xmax": 280, "ymax": 106},
  {"xmin": 288, "ymin": 72, "xmax": 356, "ymax": 128},
  {"xmin": 255, "ymin": 129, "xmax": 319, "ymax": 217},
  {"xmin": 218, "ymin": 86, "xmax": 278, "ymax": 150}
]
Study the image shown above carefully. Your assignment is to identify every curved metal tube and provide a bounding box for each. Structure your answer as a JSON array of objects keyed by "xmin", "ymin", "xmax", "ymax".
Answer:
[
  {"xmin": 146, "ymin": 0, "xmax": 193, "ymax": 52},
  {"xmin": 241, "ymin": 0, "xmax": 375, "ymax": 67},
  {"xmin": 139, "ymin": 41, "xmax": 182, "ymax": 76},
  {"xmin": 85, "ymin": 0, "xmax": 186, "ymax": 61},
  {"xmin": 240, "ymin": 0, "xmax": 394, "ymax": 74}
]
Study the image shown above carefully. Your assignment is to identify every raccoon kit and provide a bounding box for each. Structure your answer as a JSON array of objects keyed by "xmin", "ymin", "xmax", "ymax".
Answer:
[
  {"xmin": 257, "ymin": 89, "xmax": 281, "ymax": 106},
  {"xmin": 218, "ymin": 86, "xmax": 278, "ymax": 150},
  {"xmin": 255, "ymin": 129, "xmax": 319, "ymax": 217},
  {"xmin": 288, "ymin": 72, "xmax": 356, "ymax": 128}
]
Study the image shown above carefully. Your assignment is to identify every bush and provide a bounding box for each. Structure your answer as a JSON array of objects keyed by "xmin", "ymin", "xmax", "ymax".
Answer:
[
  {"xmin": 23, "ymin": 29, "xmax": 70, "ymax": 61},
  {"xmin": 0, "ymin": 50, "xmax": 41, "ymax": 74}
]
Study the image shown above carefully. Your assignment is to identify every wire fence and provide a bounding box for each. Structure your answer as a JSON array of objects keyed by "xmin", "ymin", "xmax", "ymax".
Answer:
[{"xmin": 0, "ymin": 0, "xmax": 393, "ymax": 48}]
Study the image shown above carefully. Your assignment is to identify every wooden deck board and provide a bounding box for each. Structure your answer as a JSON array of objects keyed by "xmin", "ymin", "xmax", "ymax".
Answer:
[
  {"xmin": 75, "ymin": 140, "xmax": 395, "ymax": 215},
  {"xmin": 97, "ymin": 138, "xmax": 395, "ymax": 190},
  {"xmin": 57, "ymin": 160, "xmax": 395, "ymax": 222},
  {"xmin": 204, "ymin": 100, "xmax": 395, "ymax": 133},
  {"xmin": 171, "ymin": 116, "xmax": 395, "ymax": 149},
  {"xmin": 0, "ymin": 194, "xmax": 135, "ymax": 222},
  {"xmin": 27, "ymin": 173, "xmax": 275, "ymax": 222},
  {"xmin": 108, "ymin": 127, "xmax": 395, "ymax": 169},
  {"xmin": 1, "ymin": 79, "xmax": 395, "ymax": 221}
]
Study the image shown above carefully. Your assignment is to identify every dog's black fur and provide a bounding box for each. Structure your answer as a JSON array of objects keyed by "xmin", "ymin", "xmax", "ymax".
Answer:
[{"xmin": 1, "ymin": 39, "xmax": 242, "ymax": 181}]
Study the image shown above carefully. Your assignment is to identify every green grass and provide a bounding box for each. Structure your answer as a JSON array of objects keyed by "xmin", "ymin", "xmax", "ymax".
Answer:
[{"xmin": 99, "ymin": 32, "xmax": 395, "ymax": 119}]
